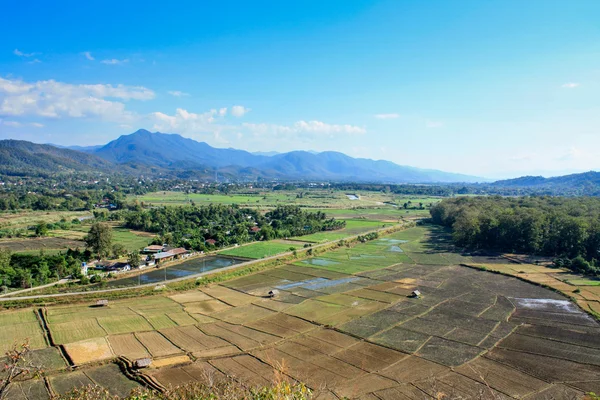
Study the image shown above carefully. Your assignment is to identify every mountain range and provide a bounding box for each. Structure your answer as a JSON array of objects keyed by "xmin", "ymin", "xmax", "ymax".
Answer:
[
  {"xmin": 4, "ymin": 130, "xmax": 600, "ymax": 191},
  {"xmin": 492, "ymin": 171, "xmax": 600, "ymax": 190},
  {"xmin": 36, "ymin": 129, "xmax": 483, "ymax": 183}
]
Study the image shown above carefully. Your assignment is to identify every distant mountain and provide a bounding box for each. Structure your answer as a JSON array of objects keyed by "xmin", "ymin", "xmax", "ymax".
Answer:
[
  {"xmin": 492, "ymin": 171, "xmax": 600, "ymax": 191},
  {"xmin": 252, "ymin": 151, "xmax": 280, "ymax": 157},
  {"xmin": 49, "ymin": 144, "xmax": 103, "ymax": 152},
  {"xmin": 0, "ymin": 140, "xmax": 114, "ymax": 174},
  {"xmin": 94, "ymin": 130, "xmax": 263, "ymax": 169},
  {"xmin": 86, "ymin": 129, "xmax": 483, "ymax": 183}
]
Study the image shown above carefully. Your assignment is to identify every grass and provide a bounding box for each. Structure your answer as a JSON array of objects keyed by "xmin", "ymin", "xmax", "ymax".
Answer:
[
  {"xmin": 0, "ymin": 321, "xmax": 47, "ymax": 353},
  {"xmin": 316, "ymin": 207, "xmax": 429, "ymax": 221},
  {"xmin": 0, "ymin": 309, "xmax": 47, "ymax": 353},
  {"xmin": 49, "ymin": 318, "xmax": 107, "ymax": 344},
  {"xmin": 132, "ymin": 189, "xmax": 416, "ymax": 209},
  {"xmin": 111, "ymin": 227, "xmax": 153, "ymax": 252},
  {"xmin": 219, "ymin": 241, "xmax": 296, "ymax": 259},
  {"xmin": 97, "ymin": 314, "xmax": 154, "ymax": 335},
  {"xmin": 566, "ymin": 279, "xmax": 600, "ymax": 286},
  {"xmin": 297, "ymin": 219, "xmax": 392, "ymax": 243},
  {"xmin": 0, "ymin": 224, "xmax": 153, "ymax": 254},
  {"xmin": 0, "ymin": 210, "xmax": 92, "ymax": 230}
]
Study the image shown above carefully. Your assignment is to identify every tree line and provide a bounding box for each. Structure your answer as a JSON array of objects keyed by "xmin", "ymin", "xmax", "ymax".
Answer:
[
  {"xmin": 430, "ymin": 196, "xmax": 600, "ymax": 275},
  {"xmin": 120, "ymin": 204, "xmax": 345, "ymax": 251},
  {"xmin": 0, "ymin": 248, "xmax": 88, "ymax": 291}
]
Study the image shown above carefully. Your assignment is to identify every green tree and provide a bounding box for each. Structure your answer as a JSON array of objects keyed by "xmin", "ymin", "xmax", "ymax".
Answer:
[
  {"xmin": 111, "ymin": 243, "xmax": 127, "ymax": 259},
  {"xmin": 85, "ymin": 223, "xmax": 113, "ymax": 259},
  {"xmin": 35, "ymin": 222, "xmax": 48, "ymax": 237},
  {"xmin": 127, "ymin": 252, "xmax": 142, "ymax": 269}
]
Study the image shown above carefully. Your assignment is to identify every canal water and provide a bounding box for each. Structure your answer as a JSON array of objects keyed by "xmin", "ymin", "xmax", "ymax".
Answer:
[{"xmin": 105, "ymin": 255, "xmax": 246, "ymax": 288}]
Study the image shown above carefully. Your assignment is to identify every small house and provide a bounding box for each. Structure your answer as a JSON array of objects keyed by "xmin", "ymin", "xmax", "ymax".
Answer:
[
  {"xmin": 169, "ymin": 247, "xmax": 189, "ymax": 259},
  {"xmin": 143, "ymin": 245, "xmax": 165, "ymax": 254},
  {"xmin": 96, "ymin": 261, "xmax": 130, "ymax": 272},
  {"xmin": 153, "ymin": 251, "xmax": 175, "ymax": 264},
  {"xmin": 205, "ymin": 239, "xmax": 217, "ymax": 246},
  {"xmin": 250, "ymin": 226, "xmax": 261, "ymax": 234}
]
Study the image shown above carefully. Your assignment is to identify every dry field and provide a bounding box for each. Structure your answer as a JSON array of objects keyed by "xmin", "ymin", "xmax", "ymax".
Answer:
[{"xmin": 2, "ymin": 226, "xmax": 600, "ymax": 399}]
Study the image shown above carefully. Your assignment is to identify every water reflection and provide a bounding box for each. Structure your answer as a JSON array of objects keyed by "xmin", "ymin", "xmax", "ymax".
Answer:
[{"xmin": 105, "ymin": 256, "xmax": 245, "ymax": 288}]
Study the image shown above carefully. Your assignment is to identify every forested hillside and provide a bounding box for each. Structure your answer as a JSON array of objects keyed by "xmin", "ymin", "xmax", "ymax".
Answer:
[{"xmin": 0, "ymin": 140, "xmax": 115, "ymax": 176}]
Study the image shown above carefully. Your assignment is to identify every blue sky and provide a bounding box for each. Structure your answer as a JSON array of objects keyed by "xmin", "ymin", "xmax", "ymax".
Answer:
[{"xmin": 1, "ymin": 0, "xmax": 599, "ymax": 178}]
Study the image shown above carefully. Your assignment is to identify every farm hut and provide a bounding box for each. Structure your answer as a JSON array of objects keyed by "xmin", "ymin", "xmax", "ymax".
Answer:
[
  {"xmin": 410, "ymin": 290, "xmax": 421, "ymax": 298},
  {"xmin": 268, "ymin": 289, "xmax": 279, "ymax": 298},
  {"xmin": 134, "ymin": 358, "xmax": 152, "ymax": 369}
]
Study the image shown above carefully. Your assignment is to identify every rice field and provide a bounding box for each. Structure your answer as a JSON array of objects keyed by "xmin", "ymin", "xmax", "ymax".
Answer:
[
  {"xmin": 219, "ymin": 241, "xmax": 295, "ymax": 259},
  {"xmin": 295, "ymin": 219, "xmax": 393, "ymax": 243},
  {"xmin": 131, "ymin": 190, "xmax": 400, "ymax": 209},
  {"xmin": 2, "ymin": 224, "xmax": 600, "ymax": 399}
]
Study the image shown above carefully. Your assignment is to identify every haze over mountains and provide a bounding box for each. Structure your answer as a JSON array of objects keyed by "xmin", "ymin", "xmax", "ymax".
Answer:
[
  {"xmin": 44, "ymin": 129, "xmax": 483, "ymax": 183},
  {"xmin": 3, "ymin": 129, "xmax": 600, "ymax": 191}
]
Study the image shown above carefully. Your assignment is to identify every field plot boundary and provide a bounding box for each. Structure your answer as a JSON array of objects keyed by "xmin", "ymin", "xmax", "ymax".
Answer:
[{"xmin": 461, "ymin": 263, "xmax": 600, "ymax": 321}]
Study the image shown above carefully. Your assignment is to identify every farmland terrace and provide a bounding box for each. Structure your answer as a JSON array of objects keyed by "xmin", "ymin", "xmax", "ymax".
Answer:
[{"xmin": 1, "ymin": 226, "xmax": 599, "ymax": 399}]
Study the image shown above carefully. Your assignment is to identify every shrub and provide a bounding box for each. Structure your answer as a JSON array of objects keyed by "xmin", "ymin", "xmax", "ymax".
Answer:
[{"xmin": 57, "ymin": 380, "xmax": 312, "ymax": 400}]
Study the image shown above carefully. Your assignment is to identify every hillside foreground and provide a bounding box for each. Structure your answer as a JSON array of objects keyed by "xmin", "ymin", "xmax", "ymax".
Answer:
[{"xmin": 1, "ymin": 226, "xmax": 599, "ymax": 399}]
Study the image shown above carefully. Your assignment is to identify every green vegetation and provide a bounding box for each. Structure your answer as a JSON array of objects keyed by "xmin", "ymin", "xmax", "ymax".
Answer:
[
  {"xmin": 0, "ymin": 248, "xmax": 87, "ymax": 290},
  {"xmin": 122, "ymin": 205, "xmax": 345, "ymax": 251},
  {"xmin": 219, "ymin": 241, "xmax": 296, "ymax": 259},
  {"xmin": 431, "ymin": 196, "xmax": 600, "ymax": 276},
  {"xmin": 296, "ymin": 219, "xmax": 391, "ymax": 243},
  {"xmin": 85, "ymin": 222, "xmax": 113, "ymax": 259}
]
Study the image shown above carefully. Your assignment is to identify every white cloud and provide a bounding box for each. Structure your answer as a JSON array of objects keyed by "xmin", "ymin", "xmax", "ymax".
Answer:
[
  {"xmin": 0, "ymin": 77, "xmax": 154, "ymax": 123},
  {"xmin": 167, "ymin": 90, "xmax": 190, "ymax": 97},
  {"xmin": 101, "ymin": 58, "xmax": 129, "ymax": 65},
  {"xmin": 426, "ymin": 121, "xmax": 443, "ymax": 128},
  {"xmin": 561, "ymin": 82, "xmax": 580, "ymax": 88},
  {"xmin": 231, "ymin": 105, "xmax": 250, "ymax": 117},
  {"xmin": 374, "ymin": 113, "xmax": 400, "ymax": 119},
  {"xmin": 151, "ymin": 108, "xmax": 220, "ymax": 131},
  {"xmin": 218, "ymin": 107, "xmax": 227, "ymax": 117},
  {"xmin": 82, "ymin": 52, "xmax": 95, "ymax": 61},
  {"xmin": 1, "ymin": 120, "xmax": 44, "ymax": 128},
  {"xmin": 14, "ymin": 49, "xmax": 39, "ymax": 57},
  {"xmin": 28, "ymin": 59, "xmax": 41, "ymax": 64},
  {"xmin": 243, "ymin": 120, "xmax": 366, "ymax": 138}
]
